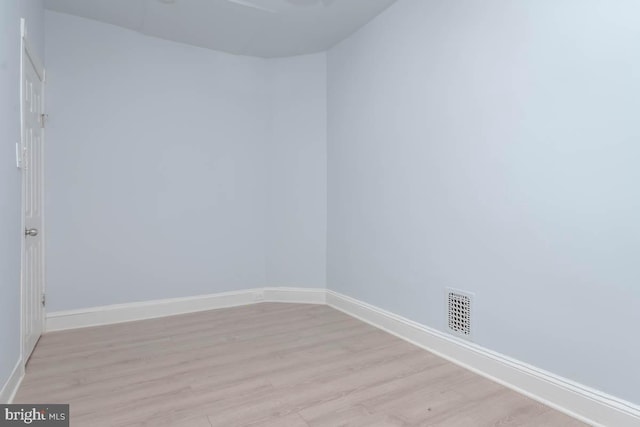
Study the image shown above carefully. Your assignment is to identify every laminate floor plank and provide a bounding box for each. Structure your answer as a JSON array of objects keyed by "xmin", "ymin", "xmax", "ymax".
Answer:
[{"xmin": 14, "ymin": 303, "xmax": 587, "ymax": 427}]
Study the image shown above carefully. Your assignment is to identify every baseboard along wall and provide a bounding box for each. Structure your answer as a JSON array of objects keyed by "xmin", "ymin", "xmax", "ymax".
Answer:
[
  {"xmin": 0, "ymin": 360, "xmax": 25, "ymax": 404},
  {"xmin": 325, "ymin": 290, "xmax": 640, "ymax": 427},
  {"xmin": 45, "ymin": 287, "xmax": 327, "ymax": 332}
]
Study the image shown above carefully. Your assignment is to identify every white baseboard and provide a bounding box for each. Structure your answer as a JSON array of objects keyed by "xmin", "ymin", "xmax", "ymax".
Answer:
[
  {"xmin": 326, "ymin": 290, "xmax": 640, "ymax": 427},
  {"xmin": 46, "ymin": 287, "xmax": 325, "ymax": 332},
  {"xmin": 262, "ymin": 287, "xmax": 326, "ymax": 304},
  {"xmin": 0, "ymin": 360, "xmax": 24, "ymax": 404}
]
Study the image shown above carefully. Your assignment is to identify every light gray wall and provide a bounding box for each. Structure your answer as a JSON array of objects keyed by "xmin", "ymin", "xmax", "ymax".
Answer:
[
  {"xmin": 44, "ymin": 12, "xmax": 327, "ymax": 312},
  {"xmin": 45, "ymin": 11, "xmax": 269, "ymax": 311},
  {"xmin": 266, "ymin": 54, "xmax": 327, "ymax": 287},
  {"xmin": 327, "ymin": 0, "xmax": 640, "ymax": 405},
  {"xmin": 0, "ymin": 0, "xmax": 44, "ymax": 398}
]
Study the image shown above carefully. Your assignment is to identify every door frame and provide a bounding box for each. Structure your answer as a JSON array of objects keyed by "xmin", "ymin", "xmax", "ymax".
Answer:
[{"xmin": 19, "ymin": 18, "xmax": 46, "ymax": 366}]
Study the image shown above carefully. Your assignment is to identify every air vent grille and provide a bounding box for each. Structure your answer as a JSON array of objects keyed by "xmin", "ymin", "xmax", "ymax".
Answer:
[{"xmin": 447, "ymin": 289, "xmax": 473, "ymax": 338}]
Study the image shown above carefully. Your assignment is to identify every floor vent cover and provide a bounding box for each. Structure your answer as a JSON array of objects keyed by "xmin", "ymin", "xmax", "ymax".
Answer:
[{"xmin": 447, "ymin": 289, "xmax": 473, "ymax": 339}]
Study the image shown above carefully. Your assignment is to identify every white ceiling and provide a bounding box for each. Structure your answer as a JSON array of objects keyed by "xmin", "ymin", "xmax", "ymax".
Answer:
[{"xmin": 44, "ymin": 0, "xmax": 397, "ymax": 57}]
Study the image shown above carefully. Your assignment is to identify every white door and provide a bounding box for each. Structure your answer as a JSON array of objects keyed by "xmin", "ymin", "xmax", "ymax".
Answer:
[{"xmin": 21, "ymin": 28, "xmax": 45, "ymax": 363}]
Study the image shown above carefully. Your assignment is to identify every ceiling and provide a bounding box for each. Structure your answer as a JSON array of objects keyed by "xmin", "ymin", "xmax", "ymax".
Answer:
[{"xmin": 44, "ymin": 0, "xmax": 397, "ymax": 57}]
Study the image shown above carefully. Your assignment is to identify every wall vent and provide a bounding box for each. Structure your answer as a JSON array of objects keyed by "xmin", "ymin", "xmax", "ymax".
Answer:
[{"xmin": 446, "ymin": 288, "xmax": 474, "ymax": 339}]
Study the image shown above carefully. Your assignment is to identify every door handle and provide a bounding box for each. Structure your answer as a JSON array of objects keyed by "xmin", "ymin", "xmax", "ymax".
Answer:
[{"xmin": 25, "ymin": 228, "xmax": 39, "ymax": 237}]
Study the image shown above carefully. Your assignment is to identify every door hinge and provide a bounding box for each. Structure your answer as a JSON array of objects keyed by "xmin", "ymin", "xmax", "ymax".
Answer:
[
  {"xmin": 40, "ymin": 113, "xmax": 48, "ymax": 128},
  {"xmin": 41, "ymin": 293, "xmax": 46, "ymax": 307}
]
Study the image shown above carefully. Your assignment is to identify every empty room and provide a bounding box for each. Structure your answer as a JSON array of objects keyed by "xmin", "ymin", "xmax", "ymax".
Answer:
[{"xmin": 1, "ymin": 0, "xmax": 639, "ymax": 426}]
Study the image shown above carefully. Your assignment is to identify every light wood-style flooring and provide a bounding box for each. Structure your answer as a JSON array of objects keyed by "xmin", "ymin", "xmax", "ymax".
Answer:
[{"xmin": 15, "ymin": 303, "xmax": 586, "ymax": 426}]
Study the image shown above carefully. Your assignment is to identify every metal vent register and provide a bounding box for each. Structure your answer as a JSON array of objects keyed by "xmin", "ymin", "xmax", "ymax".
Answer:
[{"xmin": 447, "ymin": 289, "xmax": 473, "ymax": 338}]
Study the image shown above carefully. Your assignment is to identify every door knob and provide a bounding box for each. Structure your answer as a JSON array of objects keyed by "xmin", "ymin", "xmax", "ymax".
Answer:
[{"xmin": 25, "ymin": 228, "xmax": 38, "ymax": 237}]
